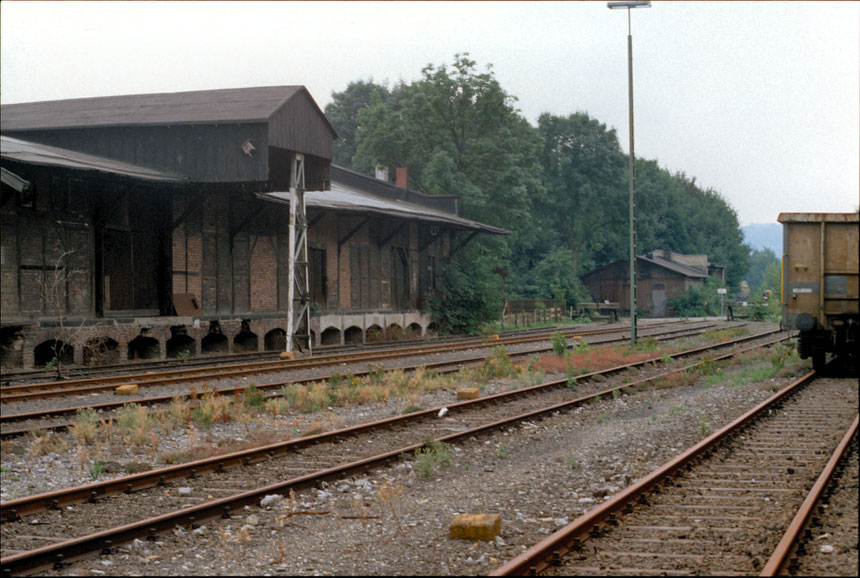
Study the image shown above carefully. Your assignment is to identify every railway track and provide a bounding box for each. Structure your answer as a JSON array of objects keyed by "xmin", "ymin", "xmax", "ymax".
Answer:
[
  {"xmin": 490, "ymin": 370, "xmax": 858, "ymax": 576},
  {"xmin": 0, "ymin": 321, "xmax": 741, "ymax": 436},
  {"xmin": 0, "ymin": 320, "xmax": 700, "ymax": 400},
  {"xmin": 0, "ymin": 330, "xmax": 791, "ymax": 575},
  {"xmin": 0, "ymin": 322, "xmax": 574, "ymax": 385}
]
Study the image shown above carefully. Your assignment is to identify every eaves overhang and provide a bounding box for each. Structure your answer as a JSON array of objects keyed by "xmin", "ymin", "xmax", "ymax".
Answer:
[
  {"xmin": 258, "ymin": 183, "xmax": 509, "ymax": 235},
  {"xmin": 0, "ymin": 135, "xmax": 185, "ymax": 182}
]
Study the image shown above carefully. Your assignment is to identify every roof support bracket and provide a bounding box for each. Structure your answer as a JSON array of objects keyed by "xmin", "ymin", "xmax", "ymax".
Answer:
[
  {"xmin": 377, "ymin": 222, "xmax": 408, "ymax": 248},
  {"xmin": 418, "ymin": 228, "xmax": 442, "ymax": 253},
  {"xmin": 449, "ymin": 231, "xmax": 479, "ymax": 257},
  {"xmin": 1, "ymin": 167, "xmax": 32, "ymax": 193},
  {"xmin": 230, "ymin": 201, "xmax": 267, "ymax": 238},
  {"xmin": 338, "ymin": 217, "xmax": 370, "ymax": 250},
  {"xmin": 171, "ymin": 189, "xmax": 207, "ymax": 232}
]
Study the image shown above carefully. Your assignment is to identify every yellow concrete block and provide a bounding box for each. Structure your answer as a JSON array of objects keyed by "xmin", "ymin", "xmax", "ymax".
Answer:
[
  {"xmin": 487, "ymin": 334, "xmax": 500, "ymax": 341},
  {"xmin": 449, "ymin": 513, "xmax": 501, "ymax": 541},
  {"xmin": 279, "ymin": 351, "xmax": 295, "ymax": 360},
  {"xmin": 115, "ymin": 384, "xmax": 139, "ymax": 395},
  {"xmin": 456, "ymin": 388, "xmax": 480, "ymax": 400}
]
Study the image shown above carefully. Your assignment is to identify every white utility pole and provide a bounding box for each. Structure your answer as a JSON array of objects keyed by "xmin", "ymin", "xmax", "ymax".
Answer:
[{"xmin": 286, "ymin": 152, "xmax": 311, "ymax": 355}]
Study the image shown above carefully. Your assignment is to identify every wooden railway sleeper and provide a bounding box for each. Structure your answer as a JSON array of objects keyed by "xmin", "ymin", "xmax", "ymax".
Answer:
[
  {"xmin": 1, "ymin": 328, "xmax": 784, "ymax": 432},
  {"xmin": 0, "ymin": 333, "xmax": 793, "ymax": 568}
]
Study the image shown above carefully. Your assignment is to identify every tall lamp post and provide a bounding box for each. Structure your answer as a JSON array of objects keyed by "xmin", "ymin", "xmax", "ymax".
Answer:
[{"xmin": 608, "ymin": 0, "xmax": 650, "ymax": 345}]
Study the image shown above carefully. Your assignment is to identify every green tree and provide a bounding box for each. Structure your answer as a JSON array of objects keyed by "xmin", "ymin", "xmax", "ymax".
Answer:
[
  {"xmin": 745, "ymin": 247, "xmax": 779, "ymax": 292},
  {"xmin": 534, "ymin": 112, "xmax": 627, "ymax": 281},
  {"xmin": 761, "ymin": 259, "xmax": 782, "ymax": 297},
  {"xmin": 355, "ymin": 54, "xmax": 543, "ymax": 331},
  {"xmin": 427, "ymin": 242, "xmax": 506, "ymax": 333},
  {"xmin": 324, "ymin": 79, "xmax": 392, "ymax": 171},
  {"xmin": 355, "ymin": 53, "xmax": 542, "ymax": 232},
  {"xmin": 634, "ymin": 165, "xmax": 750, "ymax": 288}
]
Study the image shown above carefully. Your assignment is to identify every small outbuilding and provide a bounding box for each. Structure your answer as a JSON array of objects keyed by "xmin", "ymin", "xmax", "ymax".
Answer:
[{"xmin": 582, "ymin": 249, "xmax": 724, "ymax": 318}]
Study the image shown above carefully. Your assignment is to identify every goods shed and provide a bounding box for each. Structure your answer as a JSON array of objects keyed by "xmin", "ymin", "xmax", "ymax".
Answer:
[
  {"xmin": 0, "ymin": 87, "xmax": 506, "ymax": 369},
  {"xmin": 582, "ymin": 249, "xmax": 722, "ymax": 318}
]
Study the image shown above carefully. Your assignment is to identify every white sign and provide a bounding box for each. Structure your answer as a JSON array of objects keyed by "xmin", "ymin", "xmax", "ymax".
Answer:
[
  {"xmin": 792, "ymin": 288, "xmax": 813, "ymax": 294},
  {"xmin": 717, "ymin": 288, "xmax": 727, "ymax": 294}
]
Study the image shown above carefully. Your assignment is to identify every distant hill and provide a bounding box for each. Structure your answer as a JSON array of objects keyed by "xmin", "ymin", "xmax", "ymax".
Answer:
[{"xmin": 742, "ymin": 223, "xmax": 782, "ymax": 254}]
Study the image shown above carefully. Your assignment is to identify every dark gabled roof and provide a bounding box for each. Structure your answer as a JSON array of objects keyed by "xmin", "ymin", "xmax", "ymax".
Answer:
[
  {"xmin": 582, "ymin": 253, "xmax": 709, "ymax": 280},
  {"xmin": 0, "ymin": 85, "xmax": 337, "ymax": 136},
  {"xmin": 640, "ymin": 254, "xmax": 708, "ymax": 278},
  {"xmin": 0, "ymin": 135, "xmax": 184, "ymax": 182}
]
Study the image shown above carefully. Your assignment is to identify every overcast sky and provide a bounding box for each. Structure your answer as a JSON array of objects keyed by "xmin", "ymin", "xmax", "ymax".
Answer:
[{"xmin": 2, "ymin": 1, "xmax": 858, "ymax": 226}]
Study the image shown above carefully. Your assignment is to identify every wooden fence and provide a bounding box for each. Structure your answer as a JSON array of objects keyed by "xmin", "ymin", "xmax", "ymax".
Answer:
[{"xmin": 501, "ymin": 299, "xmax": 566, "ymax": 327}]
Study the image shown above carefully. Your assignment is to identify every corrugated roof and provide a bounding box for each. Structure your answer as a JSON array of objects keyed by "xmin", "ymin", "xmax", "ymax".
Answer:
[
  {"xmin": 0, "ymin": 86, "xmax": 336, "ymax": 135},
  {"xmin": 259, "ymin": 182, "xmax": 509, "ymax": 235},
  {"xmin": 0, "ymin": 135, "xmax": 184, "ymax": 182},
  {"xmin": 330, "ymin": 165, "xmax": 460, "ymax": 215}
]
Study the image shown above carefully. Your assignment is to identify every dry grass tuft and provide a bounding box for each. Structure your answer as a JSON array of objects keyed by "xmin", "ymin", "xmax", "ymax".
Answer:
[
  {"xmin": 70, "ymin": 407, "xmax": 99, "ymax": 445},
  {"xmin": 28, "ymin": 430, "xmax": 69, "ymax": 457},
  {"xmin": 115, "ymin": 403, "xmax": 159, "ymax": 447}
]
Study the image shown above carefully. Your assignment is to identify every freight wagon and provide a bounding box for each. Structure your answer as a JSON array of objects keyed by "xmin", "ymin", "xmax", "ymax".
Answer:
[{"xmin": 779, "ymin": 212, "xmax": 859, "ymax": 372}]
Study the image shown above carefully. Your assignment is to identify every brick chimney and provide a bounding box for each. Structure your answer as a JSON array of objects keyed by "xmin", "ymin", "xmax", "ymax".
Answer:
[{"xmin": 396, "ymin": 167, "xmax": 408, "ymax": 189}]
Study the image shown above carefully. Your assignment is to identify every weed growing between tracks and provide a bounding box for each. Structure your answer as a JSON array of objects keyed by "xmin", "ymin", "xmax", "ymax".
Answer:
[
  {"xmin": 531, "ymin": 339, "xmax": 678, "ymax": 377},
  {"xmin": 414, "ymin": 441, "xmax": 454, "ymax": 479},
  {"xmin": 4, "ymin": 327, "xmax": 794, "ymax": 485}
]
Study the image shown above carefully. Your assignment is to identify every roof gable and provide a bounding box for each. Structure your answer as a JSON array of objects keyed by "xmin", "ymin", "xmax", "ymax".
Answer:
[
  {"xmin": 1, "ymin": 86, "xmax": 337, "ymax": 182},
  {"xmin": 0, "ymin": 86, "xmax": 335, "ymax": 134}
]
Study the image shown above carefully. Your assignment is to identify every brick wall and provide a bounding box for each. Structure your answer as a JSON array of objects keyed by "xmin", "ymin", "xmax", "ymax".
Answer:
[{"xmin": 0, "ymin": 171, "xmax": 95, "ymax": 324}]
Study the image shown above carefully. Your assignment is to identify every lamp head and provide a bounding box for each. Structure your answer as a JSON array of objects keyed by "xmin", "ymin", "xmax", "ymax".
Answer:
[{"xmin": 607, "ymin": 1, "xmax": 651, "ymax": 8}]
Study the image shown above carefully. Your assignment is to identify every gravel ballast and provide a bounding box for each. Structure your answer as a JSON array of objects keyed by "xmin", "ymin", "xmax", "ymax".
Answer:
[{"xmin": 3, "ymin": 328, "xmax": 852, "ymax": 576}]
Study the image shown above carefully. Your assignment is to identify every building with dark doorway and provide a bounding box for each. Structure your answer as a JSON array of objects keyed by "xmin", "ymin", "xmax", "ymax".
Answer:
[
  {"xmin": 0, "ymin": 86, "xmax": 505, "ymax": 369},
  {"xmin": 581, "ymin": 249, "xmax": 725, "ymax": 318}
]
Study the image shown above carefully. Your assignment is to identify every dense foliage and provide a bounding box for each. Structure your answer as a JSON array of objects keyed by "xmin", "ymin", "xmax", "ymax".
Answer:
[
  {"xmin": 324, "ymin": 79, "xmax": 392, "ymax": 170},
  {"xmin": 666, "ymin": 277, "xmax": 724, "ymax": 318},
  {"xmin": 745, "ymin": 247, "xmax": 781, "ymax": 295},
  {"xmin": 328, "ymin": 54, "xmax": 753, "ymax": 332}
]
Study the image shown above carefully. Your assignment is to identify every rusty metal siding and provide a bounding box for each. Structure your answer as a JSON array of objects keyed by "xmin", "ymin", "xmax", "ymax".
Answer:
[
  {"xmin": 267, "ymin": 90, "xmax": 334, "ymax": 160},
  {"xmin": 780, "ymin": 212, "xmax": 859, "ymax": 328},
  {"xmin": 3, "ymin": 124, "xmax": 269, "ymax": 183}
]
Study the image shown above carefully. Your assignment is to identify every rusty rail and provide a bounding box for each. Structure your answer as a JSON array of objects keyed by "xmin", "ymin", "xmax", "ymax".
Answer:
[
  {"xmin": 489, "ymin": 368, "xmax": 819, "ymax": 576},
  {"xmin": 760, "ymin": 414, "xmax": 859, "ymax": 576},
  {"xmin": 2, "ymin": 332, "xmax": 788, "ymax": 521},
  {"xmin": 1, "ymin": 323, "xmax": 752, "ymax": 433},
  {"xmin": 0, "ymin": 331, "xmax": 789, "ymax": 576},
  {"xmin": 1, "ymin": 320, "xmax": 707, "ymax": 401}
]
